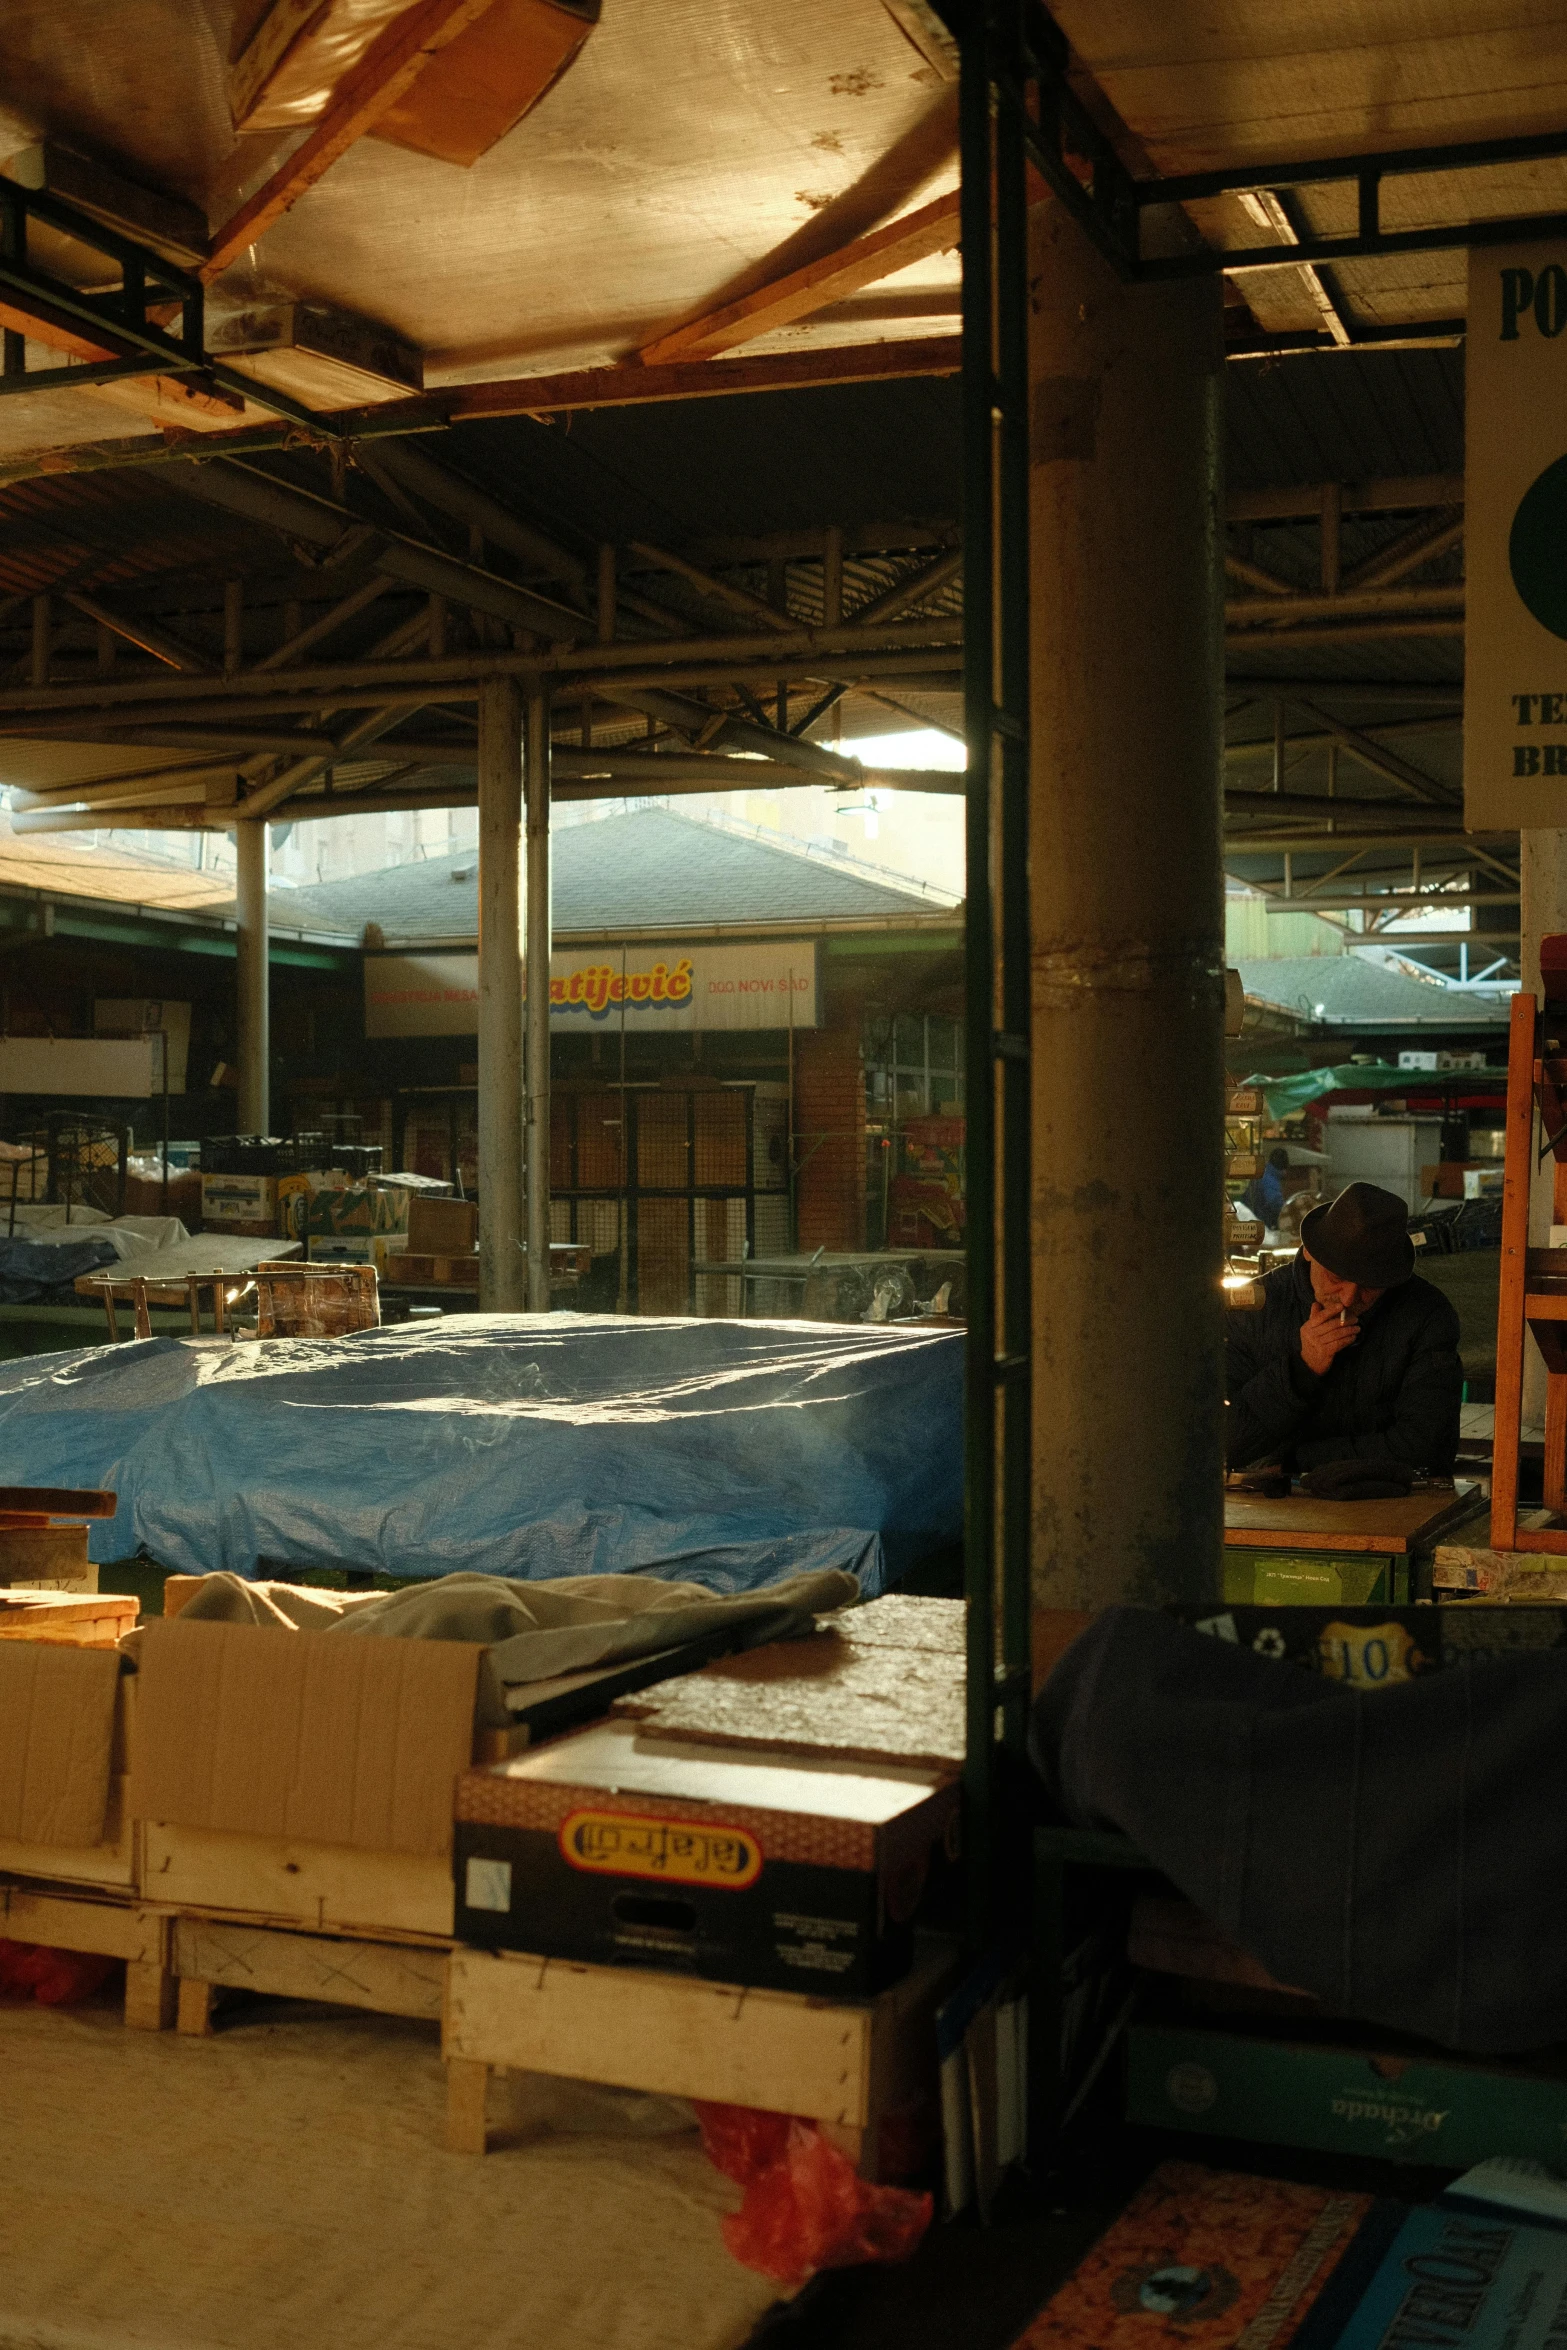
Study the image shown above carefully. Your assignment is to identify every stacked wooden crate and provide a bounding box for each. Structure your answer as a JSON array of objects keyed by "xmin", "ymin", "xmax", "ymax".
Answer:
[{"xmin": 0, "ymin": 1581, "xmax": 962, "ymax": 2180}]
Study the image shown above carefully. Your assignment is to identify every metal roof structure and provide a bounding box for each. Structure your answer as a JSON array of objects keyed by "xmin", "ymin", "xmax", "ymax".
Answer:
[{"xmin": 0, "ymin": 0, "xmax": 1559, "ymax": 979}]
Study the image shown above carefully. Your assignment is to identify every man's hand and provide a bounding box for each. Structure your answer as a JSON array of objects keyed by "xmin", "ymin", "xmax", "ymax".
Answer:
[{"xmin": 1300, "ymin": 1303, "xmax": 1361, "ymax": 1377}]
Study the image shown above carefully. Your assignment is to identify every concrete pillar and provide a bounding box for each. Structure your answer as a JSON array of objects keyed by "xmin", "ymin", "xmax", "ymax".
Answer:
[
  {"xmin": 234, "ymin": 820, "xmax": 270, "ymax": 1134},
  {"xmin": 1028, "ymin": 198, "xmax": 1227, "ymax": 1608},
  {"xmin": 1519, "ymin": 833, "xmax": 1567, "ymax": 1426},
  {"xmin": 477, "ymin": 676, "xmax": 526, "ymax": 1312},
  {"xmin": 524, "ymin": 690, "xmax": 552, "ymax": 1312}
]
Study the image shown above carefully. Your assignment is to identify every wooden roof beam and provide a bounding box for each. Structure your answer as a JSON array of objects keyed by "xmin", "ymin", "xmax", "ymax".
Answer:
[
  {"xmin": 204, "ymin": 0, "xmax": 505, "ymax": 281},
  {"xmin": 638, "ymin": 189, "xmax": 961, "ymax": 368}
]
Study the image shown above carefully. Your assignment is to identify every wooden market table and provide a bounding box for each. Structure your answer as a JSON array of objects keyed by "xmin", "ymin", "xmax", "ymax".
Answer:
[
  {"xmin": 75, "ymin": 1238, "xmax": 304, "ymax": 1340},
  {"xmin": 1222, "ymin": 1482, "xmax": 1483, "ymax": 1606}
]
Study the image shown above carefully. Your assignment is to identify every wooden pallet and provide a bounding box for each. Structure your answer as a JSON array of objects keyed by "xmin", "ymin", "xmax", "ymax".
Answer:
[
  {"xmin": 2, "ymin": 1868, "xmax": 455, "ymax": 2038},
  {"xmin": 385, "ymin": 1252, "xmax": 480, "ymax": 1287},
  {"xmin": 171, "ymin": 1917, "xmax": 449, "ymax": 2036},
  {"xmin": 442, "ymin": 1935, "xmax": 957, "ymax": 2178},
  {"xmin": 0, "ymin": 1883, "xmax": 173, "ymax": 2029},
  {"xmin": 141, "ymin": 1823, "xmax": 454, "ymax": 1939},
  {"xmin": 0, "ymin": 1589, "xmax": 138, "ymax": 1646}
]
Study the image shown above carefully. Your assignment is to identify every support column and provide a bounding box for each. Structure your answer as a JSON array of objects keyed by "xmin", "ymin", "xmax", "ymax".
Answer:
[
  {"xmin": 478, "ymin": 676, "xmax": 526, "ymax": 1312},
  {"xmin": 1519, "ymin": 834, "xmax": 1567, "ymax": 1427},
  {"xmin": 524, "ymin": 690, "xmax": 552, "ymax": 1313},
  {"xmin": 234, "ymin": 820, "xmax": 270, "ymax": 1135},
  {"xmin": 1028, "ymin": 200, "xmax": 1227, "ymax": 1608}
]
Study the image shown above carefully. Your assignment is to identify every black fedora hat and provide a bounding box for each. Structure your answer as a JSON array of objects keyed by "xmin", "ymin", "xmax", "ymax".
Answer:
[{"xmin": 1300, "ymin": 1181, "xmax": 1414, "ymax": 1289}]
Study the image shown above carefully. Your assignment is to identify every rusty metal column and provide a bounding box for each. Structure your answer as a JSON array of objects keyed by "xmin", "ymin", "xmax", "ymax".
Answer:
[
  {"xmin": 1029, "ymin": 196, "xmax": 1227, "ymax": 1608},
  {"xmin": 478, "ymin": 676, "xmax": 526, "ymax": 1312},
  {"xmin": 234, "ymin": 819, "xmax": 270, "ymax": 1135},
  {"xmin": 524, "ymin": 689, "xmax": 552, "ymax": 1312}
]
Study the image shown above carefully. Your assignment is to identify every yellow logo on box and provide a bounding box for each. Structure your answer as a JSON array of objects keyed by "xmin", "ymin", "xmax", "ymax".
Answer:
[
  {"xmin": 559, "ymin": 1808, "xmax": 762, "ymax": 1890},
  {"xmin": 1318, "ymin": 1621, "xmax": 1421, "ymax": 1687}
]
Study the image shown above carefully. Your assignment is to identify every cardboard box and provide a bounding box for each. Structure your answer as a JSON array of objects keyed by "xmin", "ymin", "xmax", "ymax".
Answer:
[
  {"xmin": 452, "ymin": 1719, "xmax": 960, "ymax": 1995},
  {"xmin": 0, "ymin": 1640, "xmax": 124, "ymax": 1849},
  {"xmin": 1127, "ymin": 2022, "xmax": 1567, "ymax": 2169},
  {"xmin": 1422, "ymin": 1162, "xmax": 1505, "ymax": 1199},
  {"xmin": 130, "ymin": 1618, "xmax": 484, "ymax": 1859},
  {"xmin": 201, "ymin": 1171, "xmax": 276, "ymax": 1231},
  {"xmin": 407, "ymin": 1194, "xmax": 479, "ymax": 1255}
]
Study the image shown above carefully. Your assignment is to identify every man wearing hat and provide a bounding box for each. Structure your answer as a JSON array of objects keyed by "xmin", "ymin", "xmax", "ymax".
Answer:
[{"xmin": 1225, "ymin": 1181, "xmax": 1462, "ymax": 1475}]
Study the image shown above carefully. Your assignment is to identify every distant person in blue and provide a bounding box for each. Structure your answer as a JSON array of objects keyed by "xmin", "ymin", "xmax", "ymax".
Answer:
[{"xmin": 1243, "ymin": 1148, "xmax": 1291, "ymax": 1231}]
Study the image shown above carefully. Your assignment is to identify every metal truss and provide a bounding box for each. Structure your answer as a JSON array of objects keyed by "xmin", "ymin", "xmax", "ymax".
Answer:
[
  {"xmin": 0, "ymin": 179, "xmax": 349, "ymax": 434},
  {"xmin": 935, "ymin": 0, "xmax": 1567, "ymax": 304}
]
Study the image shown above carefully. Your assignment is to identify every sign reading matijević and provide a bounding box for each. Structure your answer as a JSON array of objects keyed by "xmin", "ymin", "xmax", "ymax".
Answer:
[
  {"xmin": 1466, "ymin": 241, "xmax": 1567, "ymax": 827},
  {"xmin": 364, "ymin": 941, "xmax": 819, "ymax": 1038}
]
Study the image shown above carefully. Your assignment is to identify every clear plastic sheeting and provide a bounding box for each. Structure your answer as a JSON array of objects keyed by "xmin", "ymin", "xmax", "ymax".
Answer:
[{"xmin": 0, "ymin": 1313, "xmax": 963, "ymax": 1595}]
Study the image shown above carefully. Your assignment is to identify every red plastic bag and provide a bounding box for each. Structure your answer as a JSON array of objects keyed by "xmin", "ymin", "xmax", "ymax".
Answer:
[
  {"xmin": 0, "ymin": 1938, "xmax": 116, "ymax": 2006},
  {"xmin": 693, "ymin": 2101, "xmax": 933, "ymax": 2286}
]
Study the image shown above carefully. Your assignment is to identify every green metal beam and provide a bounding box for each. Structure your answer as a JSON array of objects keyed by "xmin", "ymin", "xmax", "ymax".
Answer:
[{"xmin": 0, "ymin": 894, "xmax": 350, "ymax": 969}]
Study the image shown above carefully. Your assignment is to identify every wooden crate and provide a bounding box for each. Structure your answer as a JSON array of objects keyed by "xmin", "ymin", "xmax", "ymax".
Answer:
[
  {"xmin": 387, "ymin": 1253, "xmax": 479, "ymax": 1286},
  {"xmin": 170, "ymin": 1917, "xmax": 449, "ymax": 2036},
  {"xmin": 442, "ymin": 1936, "xmax": 956, "ymax": 2177},
  {"xmin": 0, "ymin": 1590, "xmax": 137, "ymax": 1647},
  {"xmin": 0, "ymin": 1883, "xmax": 173, "ymax": 2030},
  {"xmin": 141, "ymin": 1822, "xmax": 454, "ymax": 1939}
]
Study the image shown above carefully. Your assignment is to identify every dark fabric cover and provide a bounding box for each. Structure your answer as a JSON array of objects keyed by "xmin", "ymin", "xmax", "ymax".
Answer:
[
  {"xmin": 1029, "ymin": 1606, "xmax": 1567, "ymax": 2054},
  {"xmin": 1301, "ymin": 1457, "xmax": 1414, "ymax": 1501},
  {"xmin": 0, "ymin": 1235, "xmax": 117, "ymax": 1304},
  {"xmin": 1225, "ymin": 1253, "xmax": 1461, "ymax": 1473}
]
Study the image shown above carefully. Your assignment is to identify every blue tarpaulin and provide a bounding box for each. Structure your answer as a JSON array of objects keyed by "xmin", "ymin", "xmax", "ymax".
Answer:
[
  {"xmin": 0, "ymin": 1234, "xmax": 118, "ymax": 1303},
  {"xmin": 0, "ymin": 1313, "xmax": 963, "ymax": 1596}
]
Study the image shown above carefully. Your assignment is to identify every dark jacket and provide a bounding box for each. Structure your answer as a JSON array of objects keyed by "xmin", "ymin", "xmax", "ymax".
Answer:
[{"xmin": 1225, "ymin": 1252, "xmax": 1461, "ymax": 1473}]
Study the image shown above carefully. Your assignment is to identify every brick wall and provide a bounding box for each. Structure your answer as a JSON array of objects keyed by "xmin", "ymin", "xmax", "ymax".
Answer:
[{"xmin": 794, "ymin": 1023, "xmax": 866, "ymax": 1251}]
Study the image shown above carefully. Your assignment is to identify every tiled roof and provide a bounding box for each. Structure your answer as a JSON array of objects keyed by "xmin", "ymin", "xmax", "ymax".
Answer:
[
  {"xmin": 267, "ymin": 807, "xmax": 953, "ymax": 944},
  {"xmin": 1235, "ymin": 954, "xmax": 1506, "ymax": 1027}
]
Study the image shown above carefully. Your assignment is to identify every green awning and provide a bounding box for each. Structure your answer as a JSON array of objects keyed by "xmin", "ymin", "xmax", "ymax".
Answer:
[{"xmin": 1242, "ymin": 1063, "xmax": 1413, "ymax": 1119}]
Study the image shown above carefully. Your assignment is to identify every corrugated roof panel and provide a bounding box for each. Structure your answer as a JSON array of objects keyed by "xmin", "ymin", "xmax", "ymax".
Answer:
[{"xmin": 1227, "ymin": 349, "xmax": 1463, "ymax": 492}]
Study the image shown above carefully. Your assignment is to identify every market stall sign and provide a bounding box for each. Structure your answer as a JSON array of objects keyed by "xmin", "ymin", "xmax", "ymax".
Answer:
[
  {"xmin": 364, "ymin": 942, "xmax": 819, "ymax": 1036},
  {"xmin": 1466, "ymin": 240, "xmax": 1567, "ymax": 827}
]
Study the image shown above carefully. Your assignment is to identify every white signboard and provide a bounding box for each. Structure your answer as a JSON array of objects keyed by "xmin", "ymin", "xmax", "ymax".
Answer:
[
  {"xmin": 0, "ymin": 1035, "xmax": 165, "ymax": 1097},
  {"xmin": 1466, "ymin": 241, "xmax": 1567, "ymax": 827},
  {"xmin": 364, "ymin": 942, "xmax": 819, "ymax": 1039}
]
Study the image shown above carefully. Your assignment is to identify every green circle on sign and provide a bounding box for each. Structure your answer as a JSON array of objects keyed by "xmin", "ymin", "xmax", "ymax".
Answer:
[{"xmin": 1511, "ymin": 454, "xmax": 1567, "ymax": 638}]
